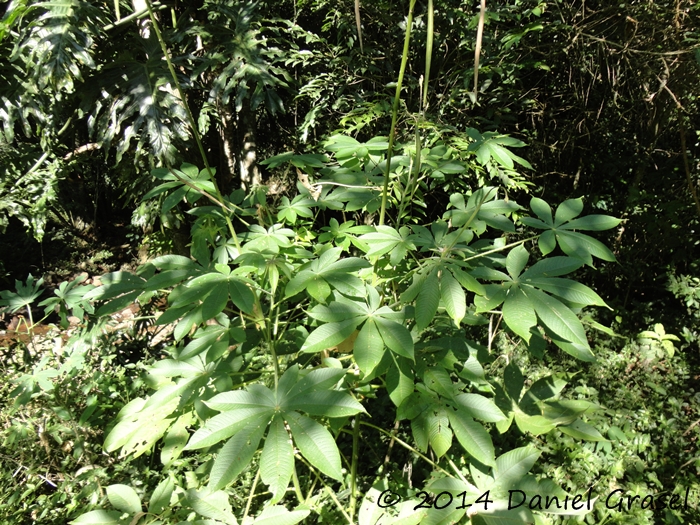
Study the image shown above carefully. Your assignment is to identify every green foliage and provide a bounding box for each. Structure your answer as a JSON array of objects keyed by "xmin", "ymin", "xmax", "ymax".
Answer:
[
  {"xmin": 2, "ymin": 144, "xmax": 622, "ymax": 523},
  {"xmin": 3, "ymin": 2, "xmax": 699, "ymax": 525}
]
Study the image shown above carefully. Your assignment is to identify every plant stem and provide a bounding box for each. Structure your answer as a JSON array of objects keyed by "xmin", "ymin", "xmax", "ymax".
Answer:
[
  {"xmin": 379, "ymin": 0, "xmax": 417, "ymax": 226},
  {"xmin": 360, "ymin": 420, "xmax": 452, "ymax": 477},
  {"xmin": 349, "ymin": 414, "xmax": 361, "ymax": 520},
  {"xmin": 243, "ymin": 468, "xmax": 260, "ymax": 521},
  {"xmin": 145, "ymin": 0, "xmax": 242, "ymax": 252}
]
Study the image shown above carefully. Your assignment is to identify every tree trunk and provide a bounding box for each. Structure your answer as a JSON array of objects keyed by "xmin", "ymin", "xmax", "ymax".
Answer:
[
  {"xmin": 218, "ymin": 103, "xmax": 237, "ymax": 194},
  {"xmin": 238, "ymin": 98, "xmax": 262, "ymax": 190}
]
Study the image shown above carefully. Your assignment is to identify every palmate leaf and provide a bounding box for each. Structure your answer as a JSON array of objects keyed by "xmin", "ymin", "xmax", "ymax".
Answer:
[
  {"xmin": 359, "ymin": 225, "xmax": 415, "ymax": 265},
  {"xmin": 522, "ymin": 197, "xmax": 620, "ymax": 264}
]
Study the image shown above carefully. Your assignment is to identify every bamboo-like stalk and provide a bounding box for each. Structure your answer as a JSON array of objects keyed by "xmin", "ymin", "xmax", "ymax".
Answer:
[
  {"xmin": 473, "ymin": 0, "xmax": 487, "ymax": 100},
  {"xmin": 423, "ymin": 0, "xmax": 434, "ymax": 112}
]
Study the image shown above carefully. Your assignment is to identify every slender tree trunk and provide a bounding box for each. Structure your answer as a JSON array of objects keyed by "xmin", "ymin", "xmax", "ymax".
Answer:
[
  {"xmin": 218, "ymin": 102, "xmax": 237, "ymax": 194},
  {"xmin": 238, "ymin": 98, "xmax": 262, "ymax": 190}
]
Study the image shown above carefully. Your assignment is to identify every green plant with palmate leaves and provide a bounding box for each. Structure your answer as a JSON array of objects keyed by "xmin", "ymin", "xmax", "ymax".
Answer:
[
  {"xmin": 8, "ymin": 2, "xmax": 620, "ymax": 524},
  {"xmin": 55, "ymin": 161, "xmax": 620, "ymax": 525}
]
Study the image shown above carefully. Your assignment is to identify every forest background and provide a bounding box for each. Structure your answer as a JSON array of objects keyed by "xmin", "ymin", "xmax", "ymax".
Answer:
[{"xmin": 1, "ymin": 0, "xmax": 700, "ymax": 524}]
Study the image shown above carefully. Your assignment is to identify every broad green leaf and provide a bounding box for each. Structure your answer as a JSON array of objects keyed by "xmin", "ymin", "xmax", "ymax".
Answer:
[
  {"xmin": 206, "ymin": 386, "xmax": 276, "ymax": 412},
  {"xmin": 148, "ymin": 477, "xmax": 175, "ymax": 515},
  {"xmin": 415, "ymin": 269, "xmax": 440, "ymax": 331},
  {"xmin": 440, "ymin": 270, "xmax": 466, "ymax": 326},
  {"xmin": 354, "ymin": 319, "xmax": 385, "ymax": 374},
  {"xmin": 284, "ymin": 390, "xmax": 365, "ymax": 417},
  {"xmin": 201, "ymin": 284, "xmax": 229, "ymax": 320},
  {"xmin": 556, "ymin": 230, "xmax": 616, "ymax": 263},
  {"xmin": 520, "ymin": 257, "xmax": 583, "ymax": 279},
  {"xmin": 173, "ymin": 305, "xmax": 203, "ymax": 341},
  {"xmin": 306, "ymin": 277, "xmax": 332, "ymax": 302},
  {"xmin": 506, "ymin": 245, "xmax": 529, "ymax": 280},
  {"xmin": 144, "ymin": 269, "xmax": 192, "ymax": 291},
  {"xmin": 502, "ymin": 287, "xmax": 537, "ymax": 342},
  {"xmin": 525, "ymin": 278, "xmax": 609, "ymax": 308},
  {"xmin": 69, "ymin": 510, "xmax": 123, "ymax": 525},
  {"xmin": 524, "ymin": 288, "xmax": 588, "ymax": 348},
  {"xmin": 427, "ymin": 408, "xmax": 452, "ymax": 458},
  {"xmin": 284, "ymin": 368, "xmax": 346, "ymax": 400},
  {"xmin": 453, "ymin": 394, "xmax": 506, "ymax": 422},
  {"xmin": 503, "ymin": 361, "xmax": 524, "ymax": 402},
  {"xmin": 285, "ymin": 271, "xmax": 314, "ymax": 298},
  {"xmin": 549, "ymin": 336, "xmax": 596, "ymax": 362},
  {"xmin": 543, "ymin": 400, "xmax": 596, "ymax": 425},
  {"xmin": 560, "ymin": 214, "xmax": 622, "ymax": 231},
  {"xmin": 530, "ymin": 198, "xmax": 553, "ymax": 225},
  {"xmin": 180, "ymin": 327, "xmax": 228, "ymax": 360},
  {"xmin": 151, "ymin": 254, "xmax": 198, "ymax": 270},
  {"xmin": 170, "ymin": 273, "xmax": 226, "ymax": 307},
  {"xmin": 559, "ymin": 419, "xmax": 607, "ymax": 441},
  {"xmin": 161, "ymin": 412, "xmax": 193, "ymax": 467},
  {"xmin": 448, "ymin": 409, "xmax": 496, "ymax": 466},
  {"xmin": 287, "ymin": 411, "xmax": 342, "ymax": 480},
  {"xmin": 386, "ymin": 355, "xmax": 414, "ymax": 407},
  {"xmin": 513, "ymin": 412, "xmax": 556, "ymax": 436},
  {"xmin": 423, "ymin": 366, "xmax": 454, "ymax": 398},
  {"xmin": 142, "ymin": 375, "xmax": 207, "ymax": 412},
  {"xmin": 474, "ymin": 284, "xmax": 508, "ymax": 313},
  {"xmin": 185, "ymin": 407, "xmax": 273, "ymax": 450},
  {"xmin": 375, "ymin": 317, "xmax": 414, "ymax": 360},
  {"xmin": 538, "ymin": 230, "xmax": 556, "ymax": 255},
  {"xmin": 185, "ymin": 489, "xmax": 237, "ymax": 525},
  {"xmin": 519, "ymin": 376, "xmax": 567, "ymax": 415},
  {"xmin": 252, "ymin": 506, "xmax": 311, "ymax": 525},
  {"xmin": 260, "ymin": 416, "xmax": 294, "ymax": 504},
  {"xmin": 553, "ymin": 198, "xmax": 583, "ymax": 225},
  {"xmin": 228, "ymin": 278, "xmax": 255, "ymax": 313},
  {"xmin": 450, "ymin": 267, "xmax": 485, "ymax": 295},
  {"xmin": 106, "ymin": 484, "xmax": 142, "ymax": 514},
  {"xmin": 487, "ymin": 143, "xmax": 514, "ymax": 169},
  {"xmin": 209, "ymin": 420, "xmax": 266, "ymax": 491},
  {"xmin": 493, "ymin": 446, "xmax": 541, "ymax": 490},
  {"xmin": 301, "ymin": 318, "xmax": 362, "ymax": 354}
]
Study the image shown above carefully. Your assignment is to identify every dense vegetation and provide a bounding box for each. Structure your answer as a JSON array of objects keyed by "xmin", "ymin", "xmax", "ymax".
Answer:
[{"xmin": 1, "ymin": 1, "xmax": 699, "ymax": 524}]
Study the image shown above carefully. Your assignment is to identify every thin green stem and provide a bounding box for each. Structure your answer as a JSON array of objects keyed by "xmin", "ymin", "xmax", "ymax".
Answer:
[
  {"xmin": 423, "ymin": 0, "xmax": 434, "ymax": 112},
  {"xmin": 460, "ymin": 235, "xmax": 539, "ymax": 264},
  {"xmin": 144, "ymin": 0, "xmax": 242, "ymax": 251},
  {"xmin": 349, "ymin": 414, "xmax": 361, "ymax": 520},
  {"xmin": 379, "ymin": 0, "xmax": 417, "ymax": 226},
  {"xmin": 360, "ymin": 421, "xmax": 452, "ymax": 477},
  {"xmin": 291, "ymin": 465, "xmax": 304, "ymax": 503},
  {"xmin": 297, "ymin": 456, "xmax": 353, "ymax": 524},
  {"xmin": 243, "ymin": 468, "xmax": 260, "ymax": 521}
]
